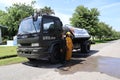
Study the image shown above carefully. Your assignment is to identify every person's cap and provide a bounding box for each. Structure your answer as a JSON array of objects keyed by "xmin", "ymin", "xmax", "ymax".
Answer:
[{"xmin": 66, "ymin": 32, "xmax": 71, "ymax": 35}]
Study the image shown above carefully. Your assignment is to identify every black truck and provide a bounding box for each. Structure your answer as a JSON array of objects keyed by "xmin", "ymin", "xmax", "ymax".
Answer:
[{"xmin": 17, "ymin": 15, "xmax": 91, "ymax": 63}]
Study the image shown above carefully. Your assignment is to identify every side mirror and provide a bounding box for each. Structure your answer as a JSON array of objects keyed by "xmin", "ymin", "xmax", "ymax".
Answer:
[
  {"xmin": 60, "ymin": 21, "xmax": 63, "ymax": 27},
  {"xmin": 32, "ymin": 13, "xmax": 38, "ymax": 21}
]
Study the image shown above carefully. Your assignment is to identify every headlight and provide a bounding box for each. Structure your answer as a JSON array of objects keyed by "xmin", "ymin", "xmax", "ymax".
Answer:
[
  {"xmin": 17, "ymin": 44, "xmax": 21, "ymax": 46},
  {"xmin": 31, "ymin": 43, "xmax": 39, "ymax": 46}
]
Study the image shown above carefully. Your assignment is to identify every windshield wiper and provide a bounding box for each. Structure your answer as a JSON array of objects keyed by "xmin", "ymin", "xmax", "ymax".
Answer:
[{"xmin": 32, "ymin": 21, "xmax": 37, "ymax": 33}]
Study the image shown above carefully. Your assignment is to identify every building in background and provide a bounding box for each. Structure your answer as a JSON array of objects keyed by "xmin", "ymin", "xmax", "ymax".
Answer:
[{"xmin": 0, "ymin": 25, "xmax": 7, "ymax": 44}]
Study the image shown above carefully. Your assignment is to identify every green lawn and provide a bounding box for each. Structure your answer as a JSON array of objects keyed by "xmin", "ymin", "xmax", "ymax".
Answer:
[
  {"xmin": 0, "ymin": 46, "xmax": 28, "ymax": 66},
  {"xmin": 0, "ymin": 46, "xmax": 17, "ymax": 57},
  {"xmin": 0, "ymin": 57, "xmax": 28, "ymax": 66},
  {"xmin": 93, "ymin": 38, "xmax": 119, "ymax": 44}
]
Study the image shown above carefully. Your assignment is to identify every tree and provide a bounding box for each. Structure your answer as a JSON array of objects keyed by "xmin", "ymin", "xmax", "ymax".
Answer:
[
  {"xmin": 70, "ymin": 5, "xmax": 100, "ymax": 37},
  {"xmin": 97, "ymin": 22, "xmax": 108, "ymax": 40},
  {"xmin": 38, "ymin": 6, "xmax": 55, "ymax": 15},
  {"xmin": 0, "ymin": 10, "xmax": 8, "ymax": 39},
  {"xmin": 31, "ymin": 0, "xmax": 36, "ymax": 6},
  {"xmin": 0, "ymin": 2, "xmax": 55, "ymax": 40},
  {"xmin": 0, "ymin": 10, "xmax": 7, "ymax": 25},
  {"xmin": 96, "ymin": 22, "xmax": 116, "ymax": 40},
  {"xmin": 111, "ymin": 30, "xmax": 120, "ymax": 39},
  {"xmin": 0, "ymin": 3, "xmax": 34, "ymax": 39}
]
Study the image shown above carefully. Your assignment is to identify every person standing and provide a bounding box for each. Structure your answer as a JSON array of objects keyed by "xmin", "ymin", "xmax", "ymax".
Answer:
[{"xmin": 65, "ymin": 32, "xmax": 73, "ymax": 61}]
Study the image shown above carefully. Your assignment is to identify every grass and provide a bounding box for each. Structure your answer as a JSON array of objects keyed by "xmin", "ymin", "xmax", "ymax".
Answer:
[
  {"xmin": 0, "ymin": 46, "xmax": 28, "ymax": 66},
  {"xmin": 0, "ymin": 46, "xmax": 17, "ymax": 57},
  {"xmin": 0, "ymin": 57, "xmax": 28, "ymax": 66},
  {"xmin": 92, "ymin": 38, "xmax": 119, "ymax": 44}
]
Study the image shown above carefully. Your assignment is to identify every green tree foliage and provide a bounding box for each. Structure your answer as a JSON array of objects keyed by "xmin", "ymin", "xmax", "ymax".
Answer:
[
  {"xmin": 97, "ymin": 22, "xmax": 110, "ymax": 40},
  {"xmin": 0, "ymin": 10, "xmax": 7, "ymax": 26},
  {"xmin": 0, "ymin": 10, "xmax": 9, "ymax": 39},
  {"xmin": 38, "ymin": 6, "xmax": 55, "ymax": 15},
  {"xmin": 0, "ymin": 3, "xmax": 34, "ymax": 39},
  {"xmin": 97, "ymin": 22, "xmax": 120, "ymax": 40},
  {"xmin": 70, "ymin": 5, "xmax": 100, "ymax": 36},
  {"xmin": 111, "ymin": 30, "xmax": 119, "ymax": 39}
]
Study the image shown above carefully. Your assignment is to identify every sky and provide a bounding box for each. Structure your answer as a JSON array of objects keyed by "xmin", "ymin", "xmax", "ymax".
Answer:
[{"xmin": 0, "ymin": 0, "xmax": 120, "ymax": 31}]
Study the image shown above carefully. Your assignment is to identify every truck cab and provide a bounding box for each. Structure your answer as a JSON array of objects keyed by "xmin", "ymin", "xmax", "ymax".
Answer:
[{"xmin": 17, "ymin": 15, "xmax": 63, "ymax": 62}]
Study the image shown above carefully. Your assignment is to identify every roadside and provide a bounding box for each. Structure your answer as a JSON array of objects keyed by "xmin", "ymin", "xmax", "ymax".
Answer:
[
  {"xmin": 92, "ymin": 39, "xmax": 120, "ymax": 58},
  {"xmin": 0, "ymin": 46, "xmax": 28, "ymax": 66}
]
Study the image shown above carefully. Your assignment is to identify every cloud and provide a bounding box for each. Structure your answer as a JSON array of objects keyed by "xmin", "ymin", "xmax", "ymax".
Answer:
[
  {"xmin": 0, "ymin": 0, "xmax": 41, "ymax": 11},
  {"xmin": 99, "ymin": 2, "xmax": 120, "ymax": 10}
]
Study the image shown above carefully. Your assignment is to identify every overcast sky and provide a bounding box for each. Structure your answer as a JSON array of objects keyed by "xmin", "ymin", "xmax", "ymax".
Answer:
[{"xmin": 0, "ymin": 0, "xmax": 120, "ymax": 31}]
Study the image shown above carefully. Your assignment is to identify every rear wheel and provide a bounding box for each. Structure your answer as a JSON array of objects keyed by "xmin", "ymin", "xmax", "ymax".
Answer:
[
  {"xmin": 81, "ymin": 40, "xmax": 90, "ymax": 53},
  {"xmin": 49, "ymin": 45, "xmax": 60, "ymax": 64}
]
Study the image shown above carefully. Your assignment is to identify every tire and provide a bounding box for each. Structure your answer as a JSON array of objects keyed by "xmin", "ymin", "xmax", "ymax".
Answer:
[
  {"xmin": 49, "ymin": 45, "xmax": 60, "ymax": 64},
  {"xmin": 81, "ymin": 40, "xmax": 91, "ymax": 53}
]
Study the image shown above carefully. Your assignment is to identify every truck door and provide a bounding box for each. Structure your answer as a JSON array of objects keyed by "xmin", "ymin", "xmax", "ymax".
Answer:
[{"xmin": 41, "ymin": 16, "xmax": 62, "ymax": 47}]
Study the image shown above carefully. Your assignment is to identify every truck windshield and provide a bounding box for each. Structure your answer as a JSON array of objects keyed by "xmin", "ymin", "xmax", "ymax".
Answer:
[{"xmin": 18, "ymin": 17, "xmax": 41, "ymax": 34}]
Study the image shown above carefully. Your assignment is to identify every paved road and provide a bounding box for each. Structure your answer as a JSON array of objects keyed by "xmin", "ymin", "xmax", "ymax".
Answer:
[{"xmin": 0, "ymin": 40, "xmax": 120, "ymax": 80}]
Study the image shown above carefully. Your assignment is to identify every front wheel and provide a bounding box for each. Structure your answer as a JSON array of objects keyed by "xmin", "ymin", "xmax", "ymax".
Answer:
[{"xmin": 49, "ymin": 45, "xmax": 60, "ymax": 64}]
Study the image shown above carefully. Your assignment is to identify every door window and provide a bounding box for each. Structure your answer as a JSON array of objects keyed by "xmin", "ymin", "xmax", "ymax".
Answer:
[{"xmin": 43, "ymin": 18, "xmax": 54, "ymax": 33}]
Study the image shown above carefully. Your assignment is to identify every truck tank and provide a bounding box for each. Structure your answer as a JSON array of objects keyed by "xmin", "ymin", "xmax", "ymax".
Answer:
[
  {"xmin": 63, "ymin": 25, "xmax": 90, "ymax": 40},
  {"xmin": 63, "ymin": 25, "xmax": 91, "ymax": 53}
]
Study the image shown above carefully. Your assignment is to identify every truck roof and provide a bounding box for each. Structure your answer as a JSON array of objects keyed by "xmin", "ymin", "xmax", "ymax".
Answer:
[{"xmin": 21, "ymin": 15, "xmax": 61, "ymax": 22}]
